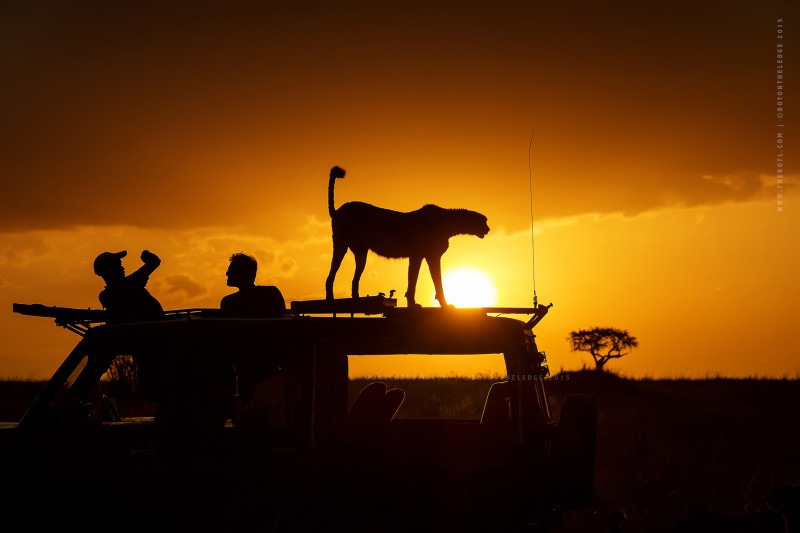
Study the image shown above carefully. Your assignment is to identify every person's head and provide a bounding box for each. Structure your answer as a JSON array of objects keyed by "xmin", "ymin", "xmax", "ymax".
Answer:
[
  {"xmin": 227, "ymin": 253, "xmax": 257, "ymax": 288},
  {"xmin": 94, "ymin": 251, "xmax": 127, "ymax": 283}
]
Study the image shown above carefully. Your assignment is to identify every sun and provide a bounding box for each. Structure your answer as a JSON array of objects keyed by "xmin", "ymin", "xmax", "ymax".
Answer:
[{"xmin": 442, "ymin": 266, "xmax": 499, "ymax": 308}]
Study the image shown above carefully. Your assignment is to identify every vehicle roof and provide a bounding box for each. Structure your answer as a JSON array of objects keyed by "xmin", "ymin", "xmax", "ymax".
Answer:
[{"xmin": 84, "ymin": 307, "xmax": 535, "ymax": 356}]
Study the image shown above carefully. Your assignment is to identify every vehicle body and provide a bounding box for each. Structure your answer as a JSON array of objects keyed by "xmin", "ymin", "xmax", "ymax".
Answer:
[{"xmin": 2, "ymin": 300, "xmax": 595, "ymax": 532}]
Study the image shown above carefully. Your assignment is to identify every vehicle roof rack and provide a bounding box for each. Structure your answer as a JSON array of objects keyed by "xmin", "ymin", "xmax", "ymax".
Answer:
[
  {"xmin": 385, "ymin": 303, "xmax": 553, "ymax": 329},
  {"xmin": 12, "ymin": 303, "xmax": 108, "ymax": 336},
  {"xmin": 291, "ymin": 295, "xmax": 397, "ymax": 316},
  {"xmin": 13, "ymin": 297, "xmax": 553, "ymax": 335},
  {"xmin": 290, "ymin": 297, "xmax": 553, "ymax": 328}
]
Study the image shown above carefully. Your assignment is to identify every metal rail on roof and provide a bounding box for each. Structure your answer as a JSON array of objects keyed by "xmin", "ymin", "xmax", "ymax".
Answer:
[
  {"xmin": 290, "ymin": 295, "xmax": 398, "ymax": 316},
  {"xmin": 13, "ymin": 297, "xmax": 554, "ymax": 337},
  {"xmin": 290, "ymin": 296, "xmax": 553, "ymax": 329},
  {"xmin": 12, "ymin": 303, "xmax": 108, "ymax": 336}
]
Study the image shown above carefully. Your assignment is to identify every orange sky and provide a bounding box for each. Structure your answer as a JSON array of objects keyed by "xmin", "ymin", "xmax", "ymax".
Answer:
[{"xmin": 1, "ymin": 1, "xmax": 797, "ymax": 379}]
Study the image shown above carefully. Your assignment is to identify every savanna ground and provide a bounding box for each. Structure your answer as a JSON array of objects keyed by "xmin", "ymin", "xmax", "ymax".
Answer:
[
  {"xmin": 358, "ymin": 373, "xmax": 800, "ymax": 532},
  {"xmin": 3, "ymin": 372, "xmax": 799, "ymax": 532}
]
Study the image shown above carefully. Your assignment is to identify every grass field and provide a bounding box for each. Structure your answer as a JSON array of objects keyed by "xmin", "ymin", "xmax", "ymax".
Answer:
[
  {"xmin": 351, "ymin": 372, "xmax": 800, "ymax": 531},
  {"xmin": 545, "ymin": 372, "xmax": 800, "ymax": 531},
  {"xmin": 4, "ymin": 372, "xmax": 799, "ymax": 531}
]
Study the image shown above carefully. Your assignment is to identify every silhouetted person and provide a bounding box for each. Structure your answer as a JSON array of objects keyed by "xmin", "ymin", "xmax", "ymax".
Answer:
[
  {"xmin": 94, "ymin": 250, "xmax": 164, "ymax": 322},
  {"xmin": 221, "ymin": 252, "xmax": 286, "ymax": 317}
]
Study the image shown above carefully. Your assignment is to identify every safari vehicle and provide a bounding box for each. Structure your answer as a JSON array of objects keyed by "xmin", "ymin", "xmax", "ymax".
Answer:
[{"xmin": 4, "ymin": 298, "xmax": 596, "ymax": 532}]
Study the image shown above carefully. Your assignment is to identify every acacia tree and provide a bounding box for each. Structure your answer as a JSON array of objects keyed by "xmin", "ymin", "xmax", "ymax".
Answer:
[{"xmin": 568, "ymin": 327, "xmax": 638, "ymax": 372}]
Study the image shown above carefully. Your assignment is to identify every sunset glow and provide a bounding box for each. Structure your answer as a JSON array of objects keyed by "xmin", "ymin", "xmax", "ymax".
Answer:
[{"xmin": 0, "ymin": 2, "xmax": 796, "ymax": 380}]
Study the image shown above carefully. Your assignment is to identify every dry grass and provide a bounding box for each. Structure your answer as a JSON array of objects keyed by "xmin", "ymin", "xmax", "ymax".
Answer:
[
  {"xmin": 546, "ymin": 371, "xmax": 800, "ymax": 532},
  {"xmin": 353, "ymin": 372, "xmax": 800, "ymax": 531},
  {"xmin": 4, "ymin": 372, "xmax": 799, "ymax": 531}
]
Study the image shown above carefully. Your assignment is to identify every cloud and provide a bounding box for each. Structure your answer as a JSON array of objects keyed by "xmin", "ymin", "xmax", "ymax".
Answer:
[
  {"xmin": 159, "ymin": 275, "xmax": 208, "ymax": 301},
  {"xmin": 701, "ymin": 173, "xmax": 753, "ymax": 192},
  {"xmin": 695, "ymin": 172, "xmax": 781, "ymax": 203},
  {"xmin": 656, "ymin": 171, "xmax": 799, "ymax": 215},
  {"xmin": 0, "ymin": 1, "xmax": 790, "ymax": 234},
  {"xmin": 0, "ymin": 235, "xmax": 51, "ymax": 268},
  {"xmin": 277, "ymin": 257, "xmax": 299, "ymax": 278}
]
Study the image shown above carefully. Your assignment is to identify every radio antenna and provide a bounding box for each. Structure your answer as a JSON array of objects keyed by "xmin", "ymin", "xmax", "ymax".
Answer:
[{"xmin": 528, "ymin": 131, "xmax": 538, "ymax": 308}]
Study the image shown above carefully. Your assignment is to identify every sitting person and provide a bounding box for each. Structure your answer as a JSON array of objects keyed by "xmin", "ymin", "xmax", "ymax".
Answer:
[
  {"xmin": 221, "ymin": 252, "xmax": 286, "ymax": 317},
  {"xmin": 93, "ymin": 249, "xmax": 164, "ymax": 322}
]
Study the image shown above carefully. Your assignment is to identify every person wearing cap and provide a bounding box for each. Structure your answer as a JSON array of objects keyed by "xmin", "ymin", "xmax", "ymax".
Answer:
[
  {"xmin": 221, "ymin": 252, "xmax": 286, "ymax": 318},
  {"xmin": 94, "ymin": 249, "xmax": 164, "ymax": 322}
]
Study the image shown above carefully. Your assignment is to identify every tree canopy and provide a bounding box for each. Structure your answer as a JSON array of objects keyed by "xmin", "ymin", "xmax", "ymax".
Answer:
[{"xmin": 568, "ymin": 327, "xmax": 638, "ymax": 371}]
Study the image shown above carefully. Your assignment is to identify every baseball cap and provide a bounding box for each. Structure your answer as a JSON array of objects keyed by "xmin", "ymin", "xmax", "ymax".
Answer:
[{"xmin": 93, "ymin": 250, "xmax": 127, "ymax": 276}]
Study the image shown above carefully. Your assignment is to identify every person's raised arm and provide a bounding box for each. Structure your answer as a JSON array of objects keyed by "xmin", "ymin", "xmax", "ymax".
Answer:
[{"xmin": 129, "ymin": 250, "xmax": 161, "ymax": 285}]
